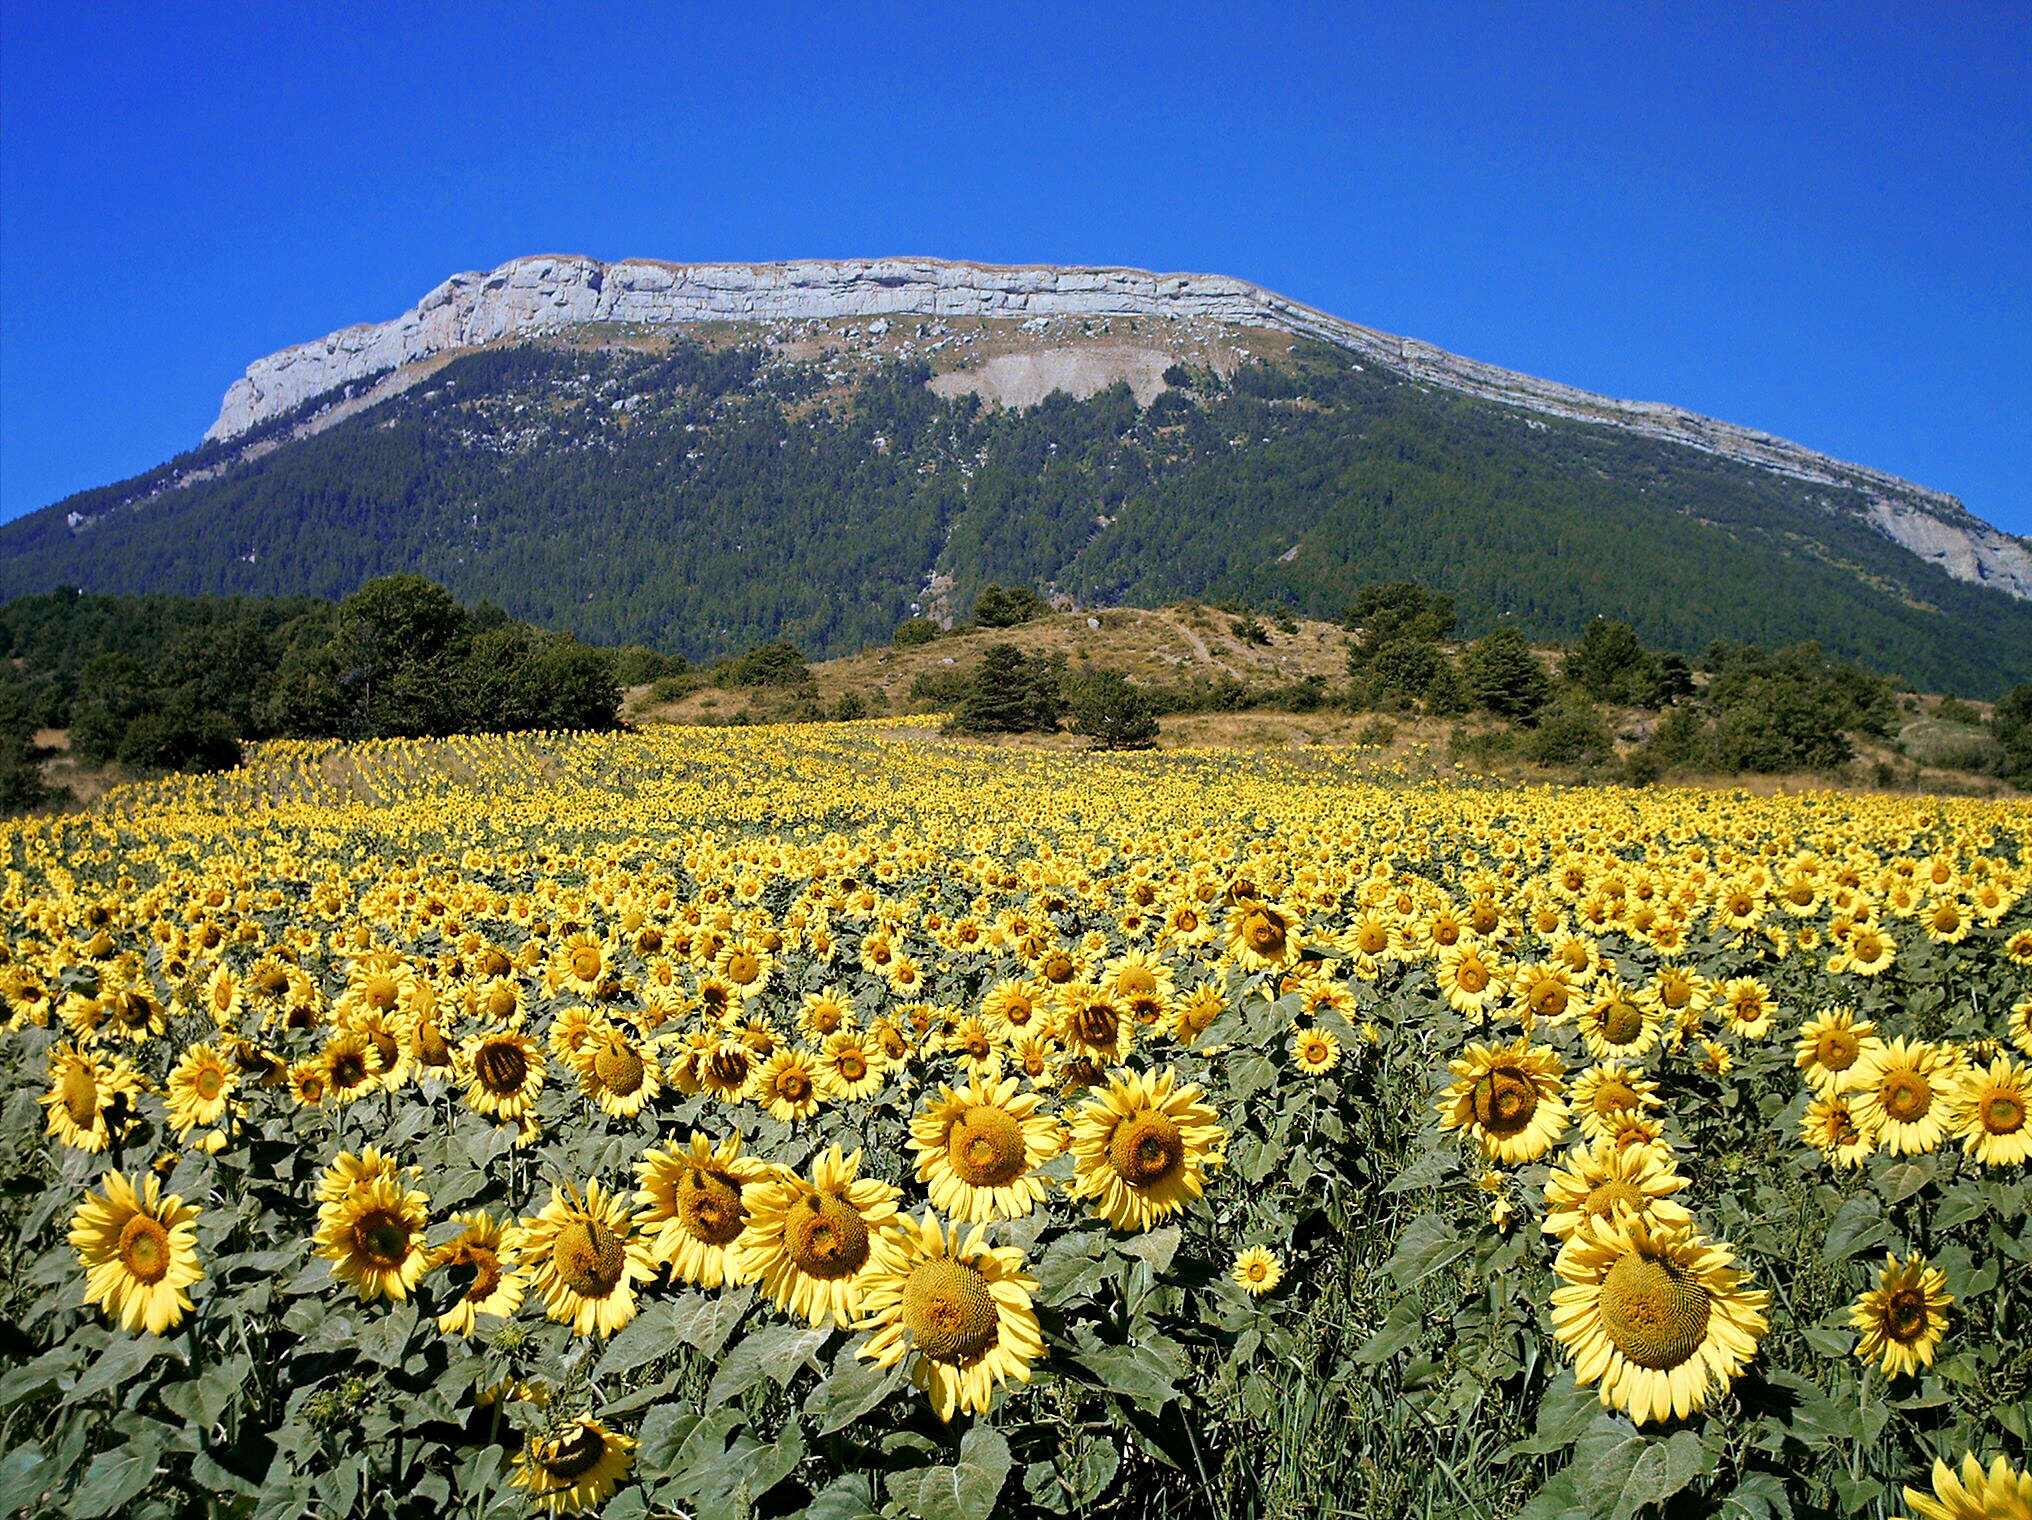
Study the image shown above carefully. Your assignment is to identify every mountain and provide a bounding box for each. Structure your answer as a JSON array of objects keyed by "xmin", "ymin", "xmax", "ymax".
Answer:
[{"xmin": 6, "ymin": 255, "xmax": 2030, "ymax": 693}]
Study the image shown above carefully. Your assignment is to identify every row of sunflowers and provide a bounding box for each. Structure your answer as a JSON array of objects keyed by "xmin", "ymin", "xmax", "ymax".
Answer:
[{"xmin": 1, "ymin": 720, "xmax": 2028, "ymax": 1519}]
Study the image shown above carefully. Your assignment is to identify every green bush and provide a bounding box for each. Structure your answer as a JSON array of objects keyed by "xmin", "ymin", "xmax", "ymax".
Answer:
[
  {"xmin": 892, "ymin": 617, "xmax": 940, "ymax": 647},
  {"xmin": 1899, "ymin": 718, "xmax": 2007, "ymax": 774},
  {"xmin": 717, "ymin": 641, "xmax": 814, "ymax": 690},
  {"xmin": 1524, "ymin": 696, "xmax": 1616, "ymax": 766},
  {"xmin": 971, "ymin": 584, "xmax": 1049, "ymax": 629},
  {"xmin": 1066, "ymin": 669, "xmax": 1159, "ymax": 750},
  {"xmin": 1460, "ymin": 627, "xmax": 1551, "ymax": 720},
  {"xmin": 950, "ymin": 644, "xmax": 1064, "ymax": 734}
]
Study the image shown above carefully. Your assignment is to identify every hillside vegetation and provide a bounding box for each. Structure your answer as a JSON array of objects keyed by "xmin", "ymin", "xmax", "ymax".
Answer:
[{"xmin": 8, "ymin": 335, "xmax": 2032, "ymax": 693}]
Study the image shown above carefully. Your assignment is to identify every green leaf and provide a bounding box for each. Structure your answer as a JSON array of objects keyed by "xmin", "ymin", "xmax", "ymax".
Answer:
[
  {"xmin": 1575, "ymin": 1421, "xmax": 1707, "ymax": 1520},
  {"xmin": 66, "ymin": 1433, "xmax": 165, "ymax": 1519},
  {"xmin": 158, "ymin": 1354, "xmax": 251, "ymax": 1431},
  {"xmin": 1506, "ymin": 1371, "xmax": 1598, "ymax": 1456},
  {"xmin": 1114, "ymin": 1225, "xmax": 1181, "ymax": 1274},
  {"xmin": 66, "ymin": 1335, "xmax": 180, "ymax": 1407},
  {"xmin": 1514, "ymin": 1469, "xmax": 1586, "ymax": 1520},
  {"xmin": 796, "ymin": 1472, "xmax": 882, "ymax": 1520},
  {"xmin": 635, "ymin": 1406, "xmax": 703, "ymax": 1478},
  {"xmin": 1353, "ymin": 1300, "xmax": 1428, "ymax": 1365},
  {"xmin": 885, "ymin": 1426, "xmax": 1012, "ymax": 1520},
  {"xmin": 1072, "ymin": 1342, "xmax": 1186, "ymax": 1411},
  {"xmin": 805, "ymin": 1345, "xmax": 906, "ymax": 1435},
  {"xmin": 671, "ymin": 1285, "xmax": 754, "ymax": 1358},
  {"xmin": 594, "ymin": 1299, "xmax": 682, "ymax": 1380},
  {"xmin": 1820, "ymin": 1194, "xmax": 1892, "ymax": 1262},
  {"xmin": 1385, "ymin": 1213, "xmax": 1465, "ymax": 1287},
  {"xmin": 705, "ymin": 1322, "xmax": 829, "ymax": 1406},
  {"xmin": 1876, "ymin": 1159, "xmax": 1935, "ymax": 1205}
]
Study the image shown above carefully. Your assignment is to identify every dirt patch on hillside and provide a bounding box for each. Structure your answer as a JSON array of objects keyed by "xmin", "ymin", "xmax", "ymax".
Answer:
[{"xmin": 928, "ymin": 346, "xmax": 1177, "ymax": 407}]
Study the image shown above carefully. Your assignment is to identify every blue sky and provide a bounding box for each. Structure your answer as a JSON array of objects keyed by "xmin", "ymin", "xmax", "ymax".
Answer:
[{"xmin": 3, "ymin": 2, "xmax": 2028, "ymax": 532}]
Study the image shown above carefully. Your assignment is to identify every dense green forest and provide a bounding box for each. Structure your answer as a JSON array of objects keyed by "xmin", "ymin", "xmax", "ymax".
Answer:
[{"xmin": 7, "ymin": 336, "xmax": 2031, "ymax": 692}]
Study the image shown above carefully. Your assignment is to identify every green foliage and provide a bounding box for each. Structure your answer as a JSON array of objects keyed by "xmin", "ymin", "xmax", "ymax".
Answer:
[
  {"xmin": 891, "ymin": 616, "xmax": 941, "ymax": 647},
  {"xmin": 1566, "ymin": 617, "xmax": 1666, "ymax": 706},
  {"xmin": 1995, "ymin": 684, "xmax": 2032, "ymax": 785},
  {"xmin": 1705, "ymin": 642, "xmax": 1894, "ymax": 772},
  {"xmin": 717, "ymin": 641, "xmax": 814, "ymax": 690},
  {"xmin": 1066, "ymin": 669, "xmax": 1160, "ymax": 749},
  {"xmin": 1899, "ymin": 718, "xmax": 2007, "ymax": 775},
  {"xmin": 612, "ymin": 645, "xmax": 688, "ymax": 687},
  {"xmin": 1350, "ymin": 637, "xmax": 1465, "ymax": 715},
  {"xmin": 949, "ymin": 644, "xmax": 1064, "ymax": 733},
  {"xmin": 1343, "ymin": 580, "xmax": 1457, "ymax": 655},
  {"xmin": 971, "ymin": 584, "xmax": 1050, "ymax": 629},
  {"xmin": 1931, "ymin": 695, "xmax": 1981, "ymax": 726},
  {"xmin": 1524, "ymin": 694, "xmax": 1617, "ymax": 766},
  {"xmin": 11, "ymin": 336, "xmax": 2030, "ymax": 692},
  {"xmin": 1461, "ymin": 626, "xmax": 1553, "ymax": 720}
]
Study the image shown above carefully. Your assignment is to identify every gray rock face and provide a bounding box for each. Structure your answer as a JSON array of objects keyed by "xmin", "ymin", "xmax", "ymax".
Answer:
[{"xmin": 204, "ymin": 254, "xmax": 2032, "ymax": 600}]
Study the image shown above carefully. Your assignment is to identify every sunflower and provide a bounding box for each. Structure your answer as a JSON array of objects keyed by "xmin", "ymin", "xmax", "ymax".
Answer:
[
  {"xmin": 1850, "ymin": 1038, "xmax": 1960, "ymax": 1156},
  {"xmin": 511, "ymin": 1417, "xmax": 638, "ymax": 1517},
  {"xmin": 1066, "ymin": 1067, "xmax": 1224, "ymax": 1232},
  {"xmin": 1946, "ymin": 1056, "xmax": 2031, "ymax": 1166},
  {"xmin": 41, "ymin": 1042, "xmax": 146, "ymax": 1153},
  {"xmin": 1226, "ymin": 899, "xmax": 1303, "ymax": 973},
  {"xmin": 1231, "ymin": 1246, "xmax": 1284, "ymax": 1296},
  {"xmin": 1054, "ymin": 984, "xmax": 1134, "ymax": 1066},
  {"xmin": 315, "ymin": 1175, "xmax": 433, "ymax": 1303},
  {"xmin": 1850, "ymin": 1252, "xmax": 1952, "ymax": 1379},
  {"xmin": 288, "ymin": 1061, "xmax": 329, "ymax": 1107},
  {"xmin": 518, "ymin": 1179, "xmax": 656, "ymax": 1337},
  {"xmin": 1541, "ymin": 1138, "xmax": 1692, "ymax": 1242},
  {"xmin": 909, "ymin": 1074, "xmax": 1061, "ymax": 1223},
  {"xmin": 1550, "ymin": 1212, "xmax": 1769, "ymax": 1425},
  {"xmin": 553, "ymin": 931, "xmax": 611, "ymax": 997},
  {"xmin": 572, "ymin": 1024, "xmax": 661, "ymax": 1119},
  {"xmin": 1291, "ymin": 1027, "xmax": 1341, "ymax": 1075},
  {"xmin": 459, "ymin": 1023, "xmax": 546, "ymax": 1120},
  {"xmin": 314, "ymin": 1146, "xmax": 409, "ymax": 1207},
  {"xmin": 1794, "ymin": 1007, "xmax": 1883, "ymax": 1097},
  {"xmin": 634, "ymin": 1133, "xmax": 772, "ymax": 1289},
  {"xmin": 68, "ymin": 1171, "xmax": 204, "ymax": 1334},
  {"xmin": 815, "ymin": 1031, "xmax": 886, "ymax": 1102},
  {"xmin": 714, "ymin": 938, "xmax": 774, "ymax": 995},
  {"xmin": 741, "ymin": 1145, "xmax": 901, "ymax": 1327},
  {"xmin": 2013, "ymin": 997, "xmax": 2032, "ymax": 1058},
  {"xmin": 165, "ymin": 1042, "xmax": 237, "ymax": 1136},
  {"xmin": 756, "ymin": 1048, "xmax": 826, "ymax": 1123},
  {"xmin": 1800, "ymin": 1094, "xmax": 1875, "ymax": 1168},
  {"xmin": 1575, "ymin": 982, "xmax": 1661, "ymax": 1061},
  {"xmin": 1717, "ymin": 978, "xmax": 1775, "ymax": 1039},
  {"xmin": 431, "ymin": 1210, "xmax": 526, "ymax": 1335},
  {"xmin": 1166, "ymin": 983, "xmax": 1227, "ymax": 1046},
  {"xmin": 982, "ymin": 977, "xmax": 1049, "ymax": 1037},
  {"xmin": 318, "ymin": 1029, "xmax": 384, "ymax": 1104},
  {"xmin": 1436, "ymin": 943, "xmax": 1506, "ymax": 1019},
  {"xmin": 856, "ymin": 1212, "xmax": 1044, "ymax": 1421},
  {"xmin": 1897, "ymin": 1453, "xmax": 2032, "ymax": 1520},
  {"xmin": 1829, "ymin": 922, "xmax": 1897, "ymax": 976},
  {"xmin": 1437, "ymin": 1039, "xmax": 1570, "ymax": 1164},
  {"xmin": 1510, "ymin": 962, "xmax": 1580, "ymax": 1027},
  {"xmin": 797, "ymin": 984, "xmax": 856, "ymax": 1041}
]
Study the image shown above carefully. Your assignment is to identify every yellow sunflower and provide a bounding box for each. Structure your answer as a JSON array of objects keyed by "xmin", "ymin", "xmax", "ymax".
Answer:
[
  {"xmin": 164, "ymin": 1042, "xmax": 237, "ymax": 1136},
  {"xmin": 510, "ymin": 1417, "xmax": 638, "ymax": 1517},
  {"xmin": 1575, "ymin": 982, "xmax": 1661, "ymax": 1062},
  {"xmin": 572, "ymin": 1024, "xmax": 661, "ymax": 1119},
  {"xmin": 1572, "ymin": 1063, "xmax": 1664, "ymax": 1146},
  {"xmin": 458, "ymin": 1023, "xmax": 546, "ymax": 1121},
  {"xmin": 1850, "ymin": 1038, "xmax": 1960, "ymax": 1156},
  {"xmin": 816, "ymin": 1031, "xmax": 887, "ymax": 1102},
  {"xmin": 634, "ymin": 1133, "xmax": 772, "ymax": 1289},
  {"xmin": 317, "ymin": 1029, "xmax": 384, "ymax": 1105},
  {"xmin": 1437, "ymin": 1039, "xmax": 1570, "ymax": 1164},
  {"xmin": 432, "ymin": 1210, "xmax": 526, "ymax": 1335},
  {"xmin": 1935, "ymin": 1054, "xmax": 2027, "ymax": 1168},
  {"xmin": 1550, "ymin": 1212, "xmax": 1769, "ymax": 1425},
  {"xmin": 741, "ymin": 1146, "xmax": 901, "ymax": 1327},
  {"xmin": 856, "ymin": 1212, "xmax": 1044, "ymax": 1421},
  {"xmin": 1066, "ymin": 1067, "xmax": 1224, "ymax": 1232},
  {"xmin": 1541, "ymin": 1138, "xmax": 1692, "ymax": 1242},
  {"xmin": 1436, "ymin": 943, "xmax": 1506, "ymax": 1019},
  {"xmin": 1794, "ymin": 1007, "xmax": 1883, "ymax": 1097},
  {"xmin": 1226, "ymin": 899, "xmax": 1304, "ymax": 973},
  {"xmin": 518, "ymin": 1179, "xmax": 656, "ymax": 1337},
  {"xmin": 1717, "ymin": 978, "xmax": 1776, "ymax": 1039},
  {"xmin": 1053, "ymin": 984, "xmax": 1134, "ymax": 1066},
  {"xmin": 755, "ymin": 1048, "xmax": 826, "ymax": 1123},
  {"xmin": 909, "ymin": 1074, "xmax": 1061, "ymax": 1223},
  {"xmin": 1800, "ymin": 1094, "xmax": 1875, "ymax": 1169},
  {"xmin": 1231, "ymin": 1246, "xmax": 1284, "ymax": 1296},
  {"xmin": 1850, "ymin": 1252, "xmax": 1951, "ymax": 1379},
  {"xmin": 41, "ymin": 1042, "xmax": 146, "ymax": 1153},
  {"xmin": 1291, "ymin": 1027, "xmax": 1342, "ymax": 1075},
  {"xmin": 1897, "ymin": 1452, "xmax": 2032, "ymax": 1520},
  {"xmin": 68, "ymin": 1171, "xmax": 204, "ymax": 1334},
  {"xmin": 315, "ymin": 1175, "xmax": 433, "ymax": 1303}
]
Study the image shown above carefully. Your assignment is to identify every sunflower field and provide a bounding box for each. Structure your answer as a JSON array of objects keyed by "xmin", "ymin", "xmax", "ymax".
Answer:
[{"xmin": 2, "ymin": 721, "xmax": 2029, "ymax": 1520}]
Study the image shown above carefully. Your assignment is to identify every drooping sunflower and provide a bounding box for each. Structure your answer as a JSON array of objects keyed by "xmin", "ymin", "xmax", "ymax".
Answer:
[
  {"xmin": 510, "ymin": 1417, "xmax": 638, "ymax": 1517},
  {"xmin": 1291, "ymin": 1027, "xmax": 1342, "ymax": 1075},
  {"xmin": 315, "ymin": 1146, "xmax": 409, "ymax": 1207},
  {"xmin": 1053, "ymin": 984, "xmax": 1134, "ymax": 1066},
  {"xmin": 1946, "ymin": 1055, "xmax": 2031, "ymax": 1167},
  {"xmin": 909, "ymin": 1074, "xmax": 1061, "ymax": 1223},
  {"xmin": 856, "ymin": 1212, "xmax": 1044, "ymax": 1421},
  {"xmin": 431, "ymin": 1209, "xmax": 526, "ymax": 1335},
  {"xmin": 165, "ymin": 1042, "xmax": 237, "ymax": 1136},
  {"xmin": 1066, "ymin": 1067, "xmax": 1224, "ymax": 1232},
  {"xmin": 1231, "ymin": 1246, "xmax": 1284, "ymax": 1296},
  {"xmin": 68, "ymin": 1171, "xmax": 204, "ymax": 1334},
  {"xmin": 697, "ymin": 1038, "xmax": 760, "ymax": 1104},
  {"xmin": 1575, "ymin": 982, "xmax": 1661, "ymax": 1062},
  {"xmin": 572, "ymin": 1023, "xmax": 661, "ymax": 1119},
  {"xmin": 1794, "ymin": 1007, "xmax": 1884, "ymax": 1097},
  {"xmin": 518, "ymin": 1179, "xmax": 656, "ymax": 1337},
  {"xmin": 741, "ymin": 1145, "xmax": 901, "ymax": 1327},
  {"xmin": 1225, "ymin": 899, "xmax": 1303, "ymax": 973},
  {"xmin": 458, "ymin": 1022, "xmax": 546, "ymax": 1121},
  {"xmin": 1800, "ymin": 1094, "xmax": 1875, "ymax": 1168},
  {"xmin": 1550, "ymin": 1212, "xmax": 1769, "ymax": 1425},
  {"xmin": 634, "ymin": 1132, "xmax": 772, "ymax": 1289},
  {"xmin": 1850, "ymin": 1252, "xmax": 1952, "ymax": 1379},
  {"xmin": 1437, "ymin": 1039, "xmax": 1570, "ymax": 1164},
  {"xmin": 41, "ymin": 1042, "xmax": 146, "ymax": 1153},
  {"xmin": 1896, "ymin": 1452, "xmax": 2032, "ymax": 1520},
  {"xmin": 1541, "ymin": 1137, "xmax": 1692, "ymax": 1242},
  {"xmin": 315, "ymin": 1174, "xmax": 434, "ymax": 1303},
  {"xmin": 1850, "ymin": 1038, "xmax": 1961, "ymax": 1156}
]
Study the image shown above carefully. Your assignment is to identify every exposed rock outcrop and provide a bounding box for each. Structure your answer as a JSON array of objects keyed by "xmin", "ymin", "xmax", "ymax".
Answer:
[{"xmin": 204, "ymin": 255, "xmax": 2031, "ymax": 600}]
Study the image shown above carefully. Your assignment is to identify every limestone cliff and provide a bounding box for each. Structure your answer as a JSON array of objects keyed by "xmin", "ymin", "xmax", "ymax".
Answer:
[{"xmin": 205, "ymin": 254, "xmax": 2032, "ymax": 600}]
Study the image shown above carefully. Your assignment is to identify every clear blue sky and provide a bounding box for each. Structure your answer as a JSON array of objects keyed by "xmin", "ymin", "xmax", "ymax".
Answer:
[{"xmin": 3, "ymin": 2, "xmax": 2028, "ymax": 532}]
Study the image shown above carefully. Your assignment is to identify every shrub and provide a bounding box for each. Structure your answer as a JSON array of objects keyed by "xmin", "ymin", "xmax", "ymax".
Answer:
[
  {"xmin": 1524, "ymin": 696, "xmax": 1616, "ymax": 766},
  {"xmin": 612, "ymin": 645, "xmax": 688, "ymax": 687},
  {"xmin": 1067, "ymin": 669, "xmax": 1159, "ymax": 750},
  {"xmin": 1343, "ymin": 581, "xmax": 1456, "ymax": 653},
  {"xmin": 1230, "ymin": 615, "xmax": 1270, "ymax": 646},
  {"xmin": 719, "ymin": 641, "xmax": 814, "ymax": 690},
  {"xmin": 1899, "ymin": 718, "xmax": 2007, "ymax": 774},
  {"xmin": 892, "ymin": 617, "xmax": 940, "ymax": 647},
  {"xmin": 1566, "ymin": 617, "xmax": 1665, "ymax": 706},
  {"xmin": 950, "ymin": 645, "xmax": 1064, "ymax": 734},
  {"xmin": 645, "ymin": 673, "xmax": 699, "ymax": 705},
  {"xmin": 1460, "ymin": 628, "xmax": 1551, "ymax": 720},
  {"xmin": 972, "ymin": 584, "xmax": 1049, "ymax": 628},
  {"xmin": 827, "ymin": 691, "xmax": 869, "ymax": 722}
]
